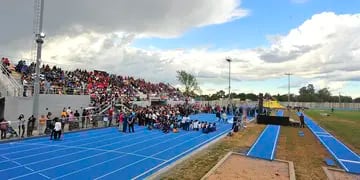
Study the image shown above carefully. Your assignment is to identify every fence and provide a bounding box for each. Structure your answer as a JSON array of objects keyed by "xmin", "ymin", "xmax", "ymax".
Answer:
[
  {"xmin": 23, "ymin": 85, "xmax": 89, "ymax": 96},
  {"xmin": 196, "ymin": 100, "xmax": 360, "ymax": 110}
]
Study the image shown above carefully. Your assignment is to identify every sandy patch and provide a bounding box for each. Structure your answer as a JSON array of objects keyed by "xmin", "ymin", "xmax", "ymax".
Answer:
[{"xmin": 204, "ymin": 154, "xmax": 290, "ymax": 180}]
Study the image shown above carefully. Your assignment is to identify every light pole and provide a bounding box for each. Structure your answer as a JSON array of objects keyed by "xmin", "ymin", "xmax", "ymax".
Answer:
[
  {"xmin": 285, "ymin": 73, "xmax": 292, "ymax": 107},
  {"xmin": 32, "ymin": 0, "xmax": 45, "ymax": 120},
  {"xmin": 226, "ymin": 58, "xmax": 232, "ymax": 106}
]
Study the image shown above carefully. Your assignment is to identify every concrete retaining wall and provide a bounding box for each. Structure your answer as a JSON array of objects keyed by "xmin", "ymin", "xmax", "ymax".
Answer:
[{"xmin": 4, "ymin": 94, "xmax": 90, "ymax": 122}]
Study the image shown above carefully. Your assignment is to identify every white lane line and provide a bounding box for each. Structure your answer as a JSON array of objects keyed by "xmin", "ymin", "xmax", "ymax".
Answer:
[
  {"xmin": 314, "ymin": 132, "xmax": 329, "ymax": 134},
  {"xmin": 130, "ymin": 128, "xmax": 230, "ymax": 180},
  {"xmin": 94, "ymin": 133, "xmax": 210, "ymax": 180},
  {"xmin": 0, "ymin": 128, "xmax": 115, "ymax": 149},
  {"xmin": 339, "ymin": 159, "xmax": 360, "ymax": 164},
  {"xmin": 247, "ymin": 125, "xmax": 269, "ymax": 156},
  {"xmin": 1, "ymin": 155, "xmax": 50, "ymax": 179},
  {"xmin": 317, "ymin": 135, "xmax": 333, "ymax": 138},
  {"xmin": 1, "ymin": 127, "xmax": 148, "ymax": 157},
  {"xmin": 0, "ymin": 131, "xmax": 117, "ymax": 155},
  {"xmin": 52, "ymin": 130, "xmax": 207, "ymax": 179},
  {"xmin": 10, "ymin": 126, "xmax": 229, "ymax": 180},
  {"xmin": 0, "ymin": 131, "xmax": 168, "ymax": 172},
  {"xmin": 270, "ymin": 126, "xmax": 281, "ymax": 160},
  {"xmin": 305, "ymin": 119, "xmax": 349, "ymax": 172}
]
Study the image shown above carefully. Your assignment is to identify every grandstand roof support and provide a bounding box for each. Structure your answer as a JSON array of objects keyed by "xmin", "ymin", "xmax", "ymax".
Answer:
[{"xmin": 32, "ymin": 0, "xmax": 45, "ymax": 120}]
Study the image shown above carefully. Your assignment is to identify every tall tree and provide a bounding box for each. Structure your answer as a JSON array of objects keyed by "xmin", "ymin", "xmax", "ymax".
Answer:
[
  {"xmin": 298, "ymin": 84, "xmax": 316, "ymax": 102},
  {"xmin": 176, "ymin": 70, "xmax": 200, "ymax": 97},
  {"xmin": 317, "ymin": 88, "xmax": 331, "ymax": 102}
]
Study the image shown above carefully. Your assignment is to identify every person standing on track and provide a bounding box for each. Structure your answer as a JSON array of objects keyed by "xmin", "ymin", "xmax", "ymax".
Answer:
[
  {"xmin": 299, "ymin": 113, "xmax": 305, "ymax": 128},
  {"xmin": 54, "ymin": 118, "xmax": 62, "ymax": 140},
  {"xmin": 39, "ymin": 115, "xmax": 47, "ymax": 135},
  {"xmin": 27, "ymin": 115, "xmax": 35, "ymax": 137},
  {"xmin": 81, "ymin": 109, "xmax": 87, "ymax": 128},
  {"xmin": 128, "ymin": 112, "xmax": 135, "ymax": 133},
  {"xmin": 108, "ymin": 107, "xmax": 113, "ymax": 127},
  {"xmin": 18, "ymin": 114, "xmax": 25, "ymax": 138},
  {"xmin": 123, "ymin": 112, "xmax": 128, "ymax": 133},
  {"xmin": 0, "ymin": 118, "xmax": 8, "ymax": 139},
  {"xmin": 118, "ymin": 111, "xmax": 124, "ymax": 132},
  {"xmin": 49, "ymin": 118, "xmax": 56, "ymax": 140}
]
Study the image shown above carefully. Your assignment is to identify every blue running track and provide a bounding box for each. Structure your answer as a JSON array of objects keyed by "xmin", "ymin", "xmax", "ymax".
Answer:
[
  {"xmin": 276, "ymin": 110, "xmax": 284, "ymax": 116},
  {"xmin": 246, "ymin": 125, "xmax": 281, "ymax": 160},
  {"xmin": 297, "ymin": 112, "xmax": 360, "ymax": 174},
  {"xmin": 0, "ymin": 113, "xmax": 232, "ymax": 180}
]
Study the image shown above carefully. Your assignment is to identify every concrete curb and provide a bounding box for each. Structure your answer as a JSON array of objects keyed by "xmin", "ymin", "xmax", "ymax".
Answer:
[
  {"xmin": 275, "ymin": 158, "xmax": 296, "ymax": 180},
  {"xmin": 147, "ymin": 128, "xmax": 231, "ymax": 180}
]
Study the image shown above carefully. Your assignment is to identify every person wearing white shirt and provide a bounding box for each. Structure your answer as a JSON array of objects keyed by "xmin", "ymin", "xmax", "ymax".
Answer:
[
  {"xmin": 181, "ymin": 116, "xmax": 187, "ymax": 130},
  {"xmin": 54, "ymin": 119, "xmax": 62, "ymax": 140}
]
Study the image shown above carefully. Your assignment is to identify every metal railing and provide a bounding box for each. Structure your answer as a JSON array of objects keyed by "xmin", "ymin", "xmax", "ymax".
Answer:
[
  {"xmin": 0, "ymin": 63, "xmax": 22, "ymax": 96},
  {"xmin": 22, "ymin": 85, "xmax": 89, "ymax": 96},
  {"xmin": 0, "ymin": 114, "xmax": 122, "ymax": 140}
]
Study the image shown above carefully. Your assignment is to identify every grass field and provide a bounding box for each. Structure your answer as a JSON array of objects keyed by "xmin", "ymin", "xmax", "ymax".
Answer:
[{"xmin": 305, "ymin": 109, "xmax": 360, "ymax": 154}]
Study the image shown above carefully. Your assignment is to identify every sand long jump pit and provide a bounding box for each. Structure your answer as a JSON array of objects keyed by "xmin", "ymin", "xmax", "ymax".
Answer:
[{"xmin": 202, "ymin": 152, "xmax": 296, "ymax": 180}]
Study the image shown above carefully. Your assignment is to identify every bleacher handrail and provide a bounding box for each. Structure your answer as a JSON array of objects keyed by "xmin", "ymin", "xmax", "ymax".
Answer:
[{"xmin": 0, "ymin": 63, "xmax": 22, "ymax": 96}]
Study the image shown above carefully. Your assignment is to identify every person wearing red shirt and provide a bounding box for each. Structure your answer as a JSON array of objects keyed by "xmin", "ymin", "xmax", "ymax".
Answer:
[{"xmin": 108, "ymin": 108, "xmax": 113, "ymax": 127}]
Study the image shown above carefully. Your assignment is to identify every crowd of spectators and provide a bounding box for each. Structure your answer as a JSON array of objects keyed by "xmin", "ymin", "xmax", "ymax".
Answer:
[
  {"xmin": 1, "ymin": 58, "xmax": 243, "ymax": 141},
  {"xmin": 1, "ymin": 57, "xmax": 12, "ymax": 76},
  {"xmin": 6, "ymin": 59, "xmax": 184, "ymax": 103}
]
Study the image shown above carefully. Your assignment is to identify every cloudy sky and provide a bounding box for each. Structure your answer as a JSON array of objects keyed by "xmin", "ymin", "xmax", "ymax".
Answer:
[{"xmin": 1, "ymin": 0, "xmax": 360, "ymax": 98}]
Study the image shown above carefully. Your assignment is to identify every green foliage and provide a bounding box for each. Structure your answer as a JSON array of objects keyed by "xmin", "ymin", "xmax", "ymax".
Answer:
[
  {"xmin": 176, "ymin": 70, "xmax": 200, "ymax": 97},
  {"xmin": 297, "ymin": 84, "xmax": 353, "ymax": 102},
  {"xmin": 192, "ymin": 82, "xmax": 355, "ymax": 102}
]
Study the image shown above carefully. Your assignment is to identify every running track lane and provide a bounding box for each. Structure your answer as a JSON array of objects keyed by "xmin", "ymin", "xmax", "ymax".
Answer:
[
  {"xmin": 276, "ymin": 110, "xmax": 284, "ymax": 117},
  {"xmin": 0, "ymin": 114, "xmax": 232, "ymax": 179},
  {"xmin": 246, "ymin": 125, "xmax": 281, "ymax": 160},
  {"xmin": 297, "ymin": 112, "xmax": 360, "ymax": 174}
]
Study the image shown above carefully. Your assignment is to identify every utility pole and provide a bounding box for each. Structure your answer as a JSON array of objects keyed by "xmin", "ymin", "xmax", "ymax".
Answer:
[
  {"xmin": 32, "ymin": 0, "xmax": 45, "ymax": 120},
  {"xmin": 285, "ymin": 73, "xmax": 292, "ymax": 107},
  {"xmin": 338, "ymin": 92, "xmax": 341, "ymax": 109},
  {"xmin": 226, "ymin": 58, "xmax": 232, "ymax": 106}
]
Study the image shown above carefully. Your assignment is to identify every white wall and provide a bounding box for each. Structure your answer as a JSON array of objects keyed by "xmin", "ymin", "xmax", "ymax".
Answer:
[{"xmin": 4, "ymin": 94, "xmax": 90, "ymax": 122}]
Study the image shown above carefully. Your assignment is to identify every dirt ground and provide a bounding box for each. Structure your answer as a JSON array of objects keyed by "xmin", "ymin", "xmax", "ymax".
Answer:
[
  {"xmin": 325, "ymin": 168, "xmax": 360, "ymax": 180},
  {"xmin": 204, "ymin": 154, "xmax": 290, "ymax": 180},
  {"xmin": 277, "ymin": 110, "xmax": 332, "ymax": 180},
  {"xmin": 159, "ymin": 123, "xmax": 264, "ymax": 180}
]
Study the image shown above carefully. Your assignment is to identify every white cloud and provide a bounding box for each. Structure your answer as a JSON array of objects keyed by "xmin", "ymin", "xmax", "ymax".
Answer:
[
  {"xmin": 3, "ymin": 7, "xmax": 360, "ymax": 97},
  {"xmin": 0, "ymin": 0, "xmax": 248, "ymax": 44}
]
